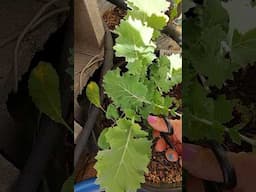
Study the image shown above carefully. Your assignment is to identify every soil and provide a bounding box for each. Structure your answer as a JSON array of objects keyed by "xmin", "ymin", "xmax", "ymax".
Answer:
[
  {"xmin": 145, "ymin": 149, "xmax": 182, "ymax": 185},
  {"xmin": 223, "ymin": 64, "xmax": 256, "ymax": 152},
  {"xmin": 75, "ymin": 152, "xmax": 97, "ymax": 183},
  {"xmin": 103, "ymin": 7, "xmax": 126, "ymax": 30}
]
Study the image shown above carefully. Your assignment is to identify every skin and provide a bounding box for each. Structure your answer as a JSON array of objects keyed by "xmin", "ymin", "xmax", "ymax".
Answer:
[
  {"xmin": 147, "ymin": 115, "xmax": 256, "ymax": 192},
  {"xmin": 147, "ymin": 116, "xmax": 182, "ymax": 163}
]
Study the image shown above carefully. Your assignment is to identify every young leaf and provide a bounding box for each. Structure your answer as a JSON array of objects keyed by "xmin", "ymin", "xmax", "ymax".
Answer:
[
  {"xmin": 170, "ymin": 0, "xmax": 181, "ymax": 20},
  {"xmin": 183, "ymin": 82, "xmax": 234, "ymax": 143},
  {"xmin": 29, "ymin": 62, "xmax": 71, "ymax": 132},
  {"xmin": 127, "ymin": 0, "xmax": 170, "ymax": 17},
  {"xmin": 151, "ymin": 56, "xmax": 172, "ymax": 93},
  {"xmin": 95, "ymin": 119, "xmax": 151, "ymax": 192},
  {"xmin": 103, "ymin": 69, "xmax": 148, "ymax": 113},
  {"xmin": 151, "ymin": 55, "xmax": 181, "ymax": 93},
  {"xmin": 86, "ymin": 81, "xmax": 101, "ymax": 108},
  {"xmin": 231, "ymin": 28, "xmax": 256, "ymax": 66},
  {"xmin": 114, "ymin": 16, "xmax": 156, "ymax": 75},
  {"xmin": 126, "ymin": 0, "xmax": 170, "ymax": 38},
  {"xmin": 98, "ymin": 128, "xmax": 110, "ymax": 150},
  {"xmin": 106, "ymin": 104, "xmax": 119, "ymax": 120},
  {"xmin": 228, "ymin": 128, "xmax": 242, "ymax": 145}
]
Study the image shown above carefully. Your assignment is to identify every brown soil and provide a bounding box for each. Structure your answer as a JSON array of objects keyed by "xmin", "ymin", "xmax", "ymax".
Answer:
[
  {"xmin": 145, "ymin": 149, "xmax": 182, "ymax": 185},
  {"xmin": 103, "ymin": 7, "xmax": 126, "ymax": 30},
  {"xmin": 75, "ymin": 152, "xmax": 97, "ymax": 183}
]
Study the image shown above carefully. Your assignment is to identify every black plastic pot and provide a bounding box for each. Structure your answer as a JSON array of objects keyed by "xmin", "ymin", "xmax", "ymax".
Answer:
[{"xmin": 141, "ymin": 182, "xmax": 182, "ymax": 192}]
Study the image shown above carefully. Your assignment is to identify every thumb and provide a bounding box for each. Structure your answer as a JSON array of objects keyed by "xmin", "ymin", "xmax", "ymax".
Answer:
[
  {"xmin": 183, "ymin": 144, "xmax": 256, "ymax": 191},
  {"xmin": 183, "ymin": 143, "xmax": 224, "ymax": 182}
]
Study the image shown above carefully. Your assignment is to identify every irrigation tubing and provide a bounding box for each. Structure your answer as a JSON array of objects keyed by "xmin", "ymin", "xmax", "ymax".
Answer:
[
  {"xmin": 106, "ymin": 0, "xmax": 128, "ymax": 10},
  {"xmin": 13, "ymin": 116, "xmax": 65, "ymax": 192},
  {"xmin": 74, "ymin": 25, "xmax": 114, "ymax": 166}
]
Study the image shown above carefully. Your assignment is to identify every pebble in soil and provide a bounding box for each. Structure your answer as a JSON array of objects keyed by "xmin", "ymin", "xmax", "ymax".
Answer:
[{"xmin": 145, "ymin": 149, "xmax": 182, "ymax": 185}]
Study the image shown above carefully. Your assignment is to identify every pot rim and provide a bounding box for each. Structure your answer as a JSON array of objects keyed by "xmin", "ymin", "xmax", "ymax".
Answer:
[
  {"xmin": 141, "ymin": 182, "xmax": 182, "ymax": 192},
  {"xmin": 74, "ymin": 178, "xmax": 182, "ymax": 192}
]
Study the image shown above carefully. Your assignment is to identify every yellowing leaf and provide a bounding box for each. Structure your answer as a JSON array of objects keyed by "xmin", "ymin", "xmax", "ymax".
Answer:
[
  {"xmin": 29, "ymin": 62, "xmax": 72, "ymax": 132},
  {"xmin": 86, "ymin": 81, "xmax": 101, "ymax": 108}
]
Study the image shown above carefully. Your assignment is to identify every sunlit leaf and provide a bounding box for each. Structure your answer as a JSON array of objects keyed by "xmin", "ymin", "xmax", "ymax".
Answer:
[
  {"xmin": 86, "ymin": 81, "xmax": 101, "ymax": 108},
  {"xmin": 95, "ymin": 119, "xmax": 151, "ymax": 192}
]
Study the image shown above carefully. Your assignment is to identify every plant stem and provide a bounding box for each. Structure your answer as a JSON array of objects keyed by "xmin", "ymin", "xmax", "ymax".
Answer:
[
  {"xmin": 239, "ymin": 134, "xmax": 256, "ymax": 147},
  {"xmin": 63, "ymin": 121, "xmax": 74, "ymax": 134},
  {"xmin": 190, "ymin": 114, "xmax": 213, "ymax": 125},
  {"xmin": 100, "ymin": 105, "xmax": 106, "ymax": 113},
  {"xmin": 191, "ymin": 114, "xmax": 256, "ymax": 147}
]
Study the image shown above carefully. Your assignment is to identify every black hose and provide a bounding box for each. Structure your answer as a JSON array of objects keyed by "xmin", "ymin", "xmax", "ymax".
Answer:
[
  {"xmin": 74, "ymin": 107, "xmax": 100, "ymax": 166},
  {"xmin": 202, "ymin": 141, "xmax": 237, "ymax": 192},
  {"xmin": 106, "ymin": 0, "xmax": 128, "ymax": 10},
  {"xmin": 163, "ymin": 23, "xmax": 182, "ymax": 46},
  {"xmin": 13, "ymin": 116, "xmax": 65, "ymax": 192},
  {"xmin": 74, "ymin": 25, "xmax": 114, "ymax": 166}
]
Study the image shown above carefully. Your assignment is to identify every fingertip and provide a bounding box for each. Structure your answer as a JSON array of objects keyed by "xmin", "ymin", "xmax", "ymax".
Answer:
[
  {"xmin": 155, "ymin": 138, "xmax": 167, "ymax": 152},
  {"xmin": 147, "ymin": 115, "xmax": 158, "ymax": 124},
  {"xmin": 153, "ymin": 130, "xmax": 160, "ymax": 138},
  {"xmin": 148, "ymin": 116, "xmax": 168, "ymax": 133},
  {"xmin": 165, "ymin": 148, "xmax": 179, "ymax": 162}
]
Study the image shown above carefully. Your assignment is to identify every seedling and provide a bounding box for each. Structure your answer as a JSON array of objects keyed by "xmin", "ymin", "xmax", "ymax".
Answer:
[{"xmin": 86, "ymin": 0, "xmax": 182, "ymax": 191}]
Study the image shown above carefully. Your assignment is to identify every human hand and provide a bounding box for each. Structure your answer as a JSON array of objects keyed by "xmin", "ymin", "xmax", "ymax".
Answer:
[
  {"xmin": 147, "ymin": 115, "xmax": 182, "ymax": 164},
  {"xmin": 183, "ymin": 143, "xmax": 256, "ymax": 192}
]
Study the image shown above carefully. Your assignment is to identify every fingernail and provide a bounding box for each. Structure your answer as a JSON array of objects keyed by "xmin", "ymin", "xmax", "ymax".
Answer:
[
  {"xmin": 183, "ymin": 144, "xmax": 198, "ymax": 161},
  {"xmin": 165, "ymin": 149, "xmax": 178, "ymax": 162},
  {"xmin": 147, "ymin": 115, "xmax": 158, "ymax": 124}
]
